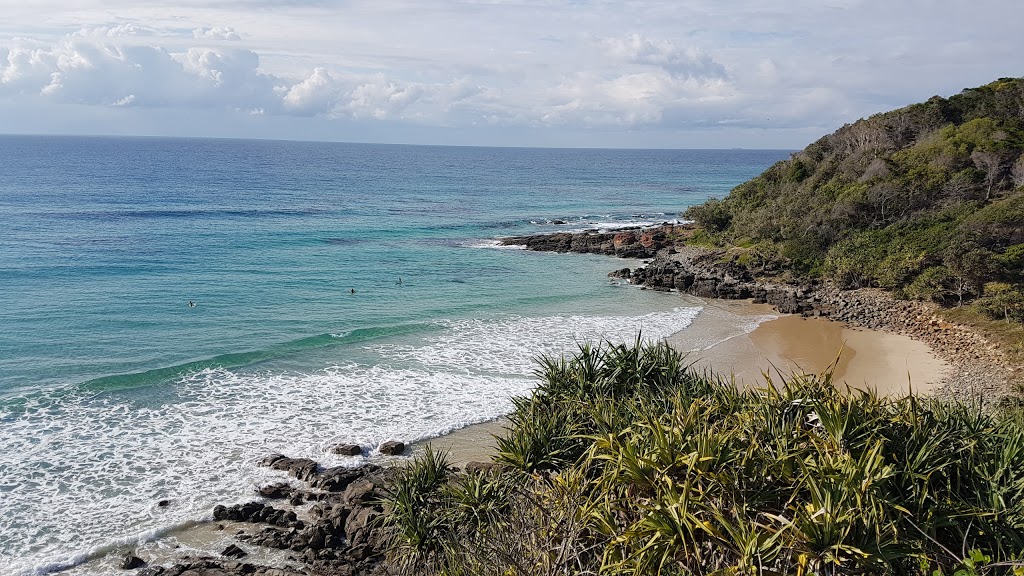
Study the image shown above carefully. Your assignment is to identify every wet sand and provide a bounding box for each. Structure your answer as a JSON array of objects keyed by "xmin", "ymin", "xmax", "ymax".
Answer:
[
  {"xmin": 435, "ymin": 298, "xmax": 952, "ymax": 463},
  {"xmin": 671, "ymin": 299, "xmax": 950, "ymax": 396},
  {"xmin": 411, "ymin": 418, "xmax": 507, "ymax": 466}
]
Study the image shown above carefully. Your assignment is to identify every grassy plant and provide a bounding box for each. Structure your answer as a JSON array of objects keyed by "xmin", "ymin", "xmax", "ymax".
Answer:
[{"xmin": 382, "ymin": 340, "xmax": 1024, "ymax": 575}]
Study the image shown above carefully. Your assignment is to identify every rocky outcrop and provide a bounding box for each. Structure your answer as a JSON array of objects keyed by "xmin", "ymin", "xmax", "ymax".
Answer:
[
  {"xmin": 144, "ymin": 459, "xmax": 395, "ymax": 576},
  {"xmin": 260, "ymin": 455, "xmax": 320, "ymax": 482},
  {"xmin": 613, "ymin": 247, "xmax": 819, "ymax": 315},
  {"xmin": 139, "ymin": 559, "xmax": 304, "ymax": 576},
  {"xmin": 500, "ymin": 223, "xmax": 685, "ymax": 258},
  {"xmin": 213, "ymin": 502, "xmax": 300, "ymax": 528}
]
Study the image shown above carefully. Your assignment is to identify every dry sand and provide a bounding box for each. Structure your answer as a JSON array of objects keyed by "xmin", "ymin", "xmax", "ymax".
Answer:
[
  {"xmin": 671, "ymin": 299, "xmax": 950, "ymax": 396},
  {"xmin": 433, "ymin": 298, "xmax": 952, "ymax": 463}
]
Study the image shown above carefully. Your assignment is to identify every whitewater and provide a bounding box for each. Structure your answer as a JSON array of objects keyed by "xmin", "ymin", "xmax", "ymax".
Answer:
[{"xmin": 0, "ymin": 137, "xmax": 789, "ymax": 574}]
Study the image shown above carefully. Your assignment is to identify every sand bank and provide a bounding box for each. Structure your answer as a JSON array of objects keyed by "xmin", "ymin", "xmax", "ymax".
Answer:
[
  {"xmin": 668, "ymin": 298, "xmax": 950, "ymax": 396},
  {"xmin": 432, "ymin": 298, "xmax": 952, "ymax": 464}
]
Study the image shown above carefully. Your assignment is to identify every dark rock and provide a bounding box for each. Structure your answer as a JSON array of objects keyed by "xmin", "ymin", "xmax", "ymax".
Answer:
[
  {"xmin": 259, "ymin": 454, "xmax": 286, "ymax": 467},
  {"xmin": 311, "ymin": 465, "xmax": 378, "ymax": 492},
  {"xmin": 378, "ymin": 441, "xmax": 405, "ymax": 456},
  {"xmin": 138, "ymin": 558, "xmax": 306, "ymax": 576},
  {"xmin": 552, "ymin": 219, "xmax": 566, "ymax": 225},
  {"xmin": 121, "ymin": 554, "xmax": 146, "ymax": 569},
  {"xmin": 222, "ymin": 544, "xmax": 248, "ymax": 559},
  {"xmin": 330, "ymin": 444, "xmax": 363, "ymax": 456},
  {"xmin": 213, "ymin": 502, "xmax": 295, "ymax": 527},
  {"xmin": 342, "ymin": 478, "xmax": 378, "ymax": 505},
  {"xmin": 257, "ymin": 483, "xmax": 292, "ymax": 500},
  {"xmin": 344, "ymin": 505, "xmax": 383, "ymax": 547},
  {"xmin": 157, "ymin": 500, "xmax": 170, "ymax": 507},
  {"xmin": 262, "ymin": 456, "xmax": 320, "ymax": 481},
  {"xmin": 465, "ymin": 461, "xmax": 498, "ymax": 475},
  {"xmin": 250, "ymin": 526, "xmax": 303, "ymax": 550}
]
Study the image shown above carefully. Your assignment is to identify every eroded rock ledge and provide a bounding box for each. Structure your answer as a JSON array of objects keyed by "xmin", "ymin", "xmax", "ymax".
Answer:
[{"xmin": 500, "ymin": 223, "xmax": 686, "ymax": 259}]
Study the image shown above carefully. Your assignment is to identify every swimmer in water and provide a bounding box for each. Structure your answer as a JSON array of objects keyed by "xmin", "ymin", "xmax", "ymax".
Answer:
[
  {"xmin": 188, "ymin": 301, "xmax": 196, "ymax": 308},
  {"xmin": 350, "ymin": 288, "xmax": 355, "ymax": 294}
]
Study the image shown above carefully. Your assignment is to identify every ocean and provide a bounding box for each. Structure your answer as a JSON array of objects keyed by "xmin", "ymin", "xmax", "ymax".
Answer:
[{"xmin": 0, "ymin": 136, "xmax": 789, "ymax": 574}]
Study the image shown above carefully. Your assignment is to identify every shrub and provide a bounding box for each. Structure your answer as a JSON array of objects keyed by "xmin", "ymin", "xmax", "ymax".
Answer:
[
  {"xmin": 907, "ymin": 266, "xmax": 956, "ymax": 303},
  {"xmin": 382, "ymin": 340, "xmax": 1024, "ymax": 576},
  {"xmin": 684, "ymin": 198, "xmax": 732, "ymax": 233},
  {"xmin": 975, "ymin": 282, "xmax": 1024, "ymax": 324}
]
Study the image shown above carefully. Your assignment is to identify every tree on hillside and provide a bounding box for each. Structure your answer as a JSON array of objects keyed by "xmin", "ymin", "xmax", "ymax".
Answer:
[
  {"xmin": 971, "ymin": 149, "xmax": 1007, "ymax": 201},
  {"xmin": 978, "ymin": 282, "xmax": 1024, "ymax": 323},
  {"xmin": 944, "ymin": 240, "xmax": 993, "ymax": 306}
]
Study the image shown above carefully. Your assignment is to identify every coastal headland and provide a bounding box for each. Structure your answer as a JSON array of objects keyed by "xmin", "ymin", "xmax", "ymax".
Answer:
[
  {"xmin": 97, "ymin": 78, "xmax": 1024, "ymax": 575},
  {"xmin": 501, "ymin": 224, "xmax": 1019, "ymax": 402},
  {"xmin": 114, "ymin": 224, "xmax": 1018, "ymax": 576}
]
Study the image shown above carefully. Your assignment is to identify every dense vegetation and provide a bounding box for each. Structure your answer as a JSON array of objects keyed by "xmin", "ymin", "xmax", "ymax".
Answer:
[
  {"xmin": 685, "ymin": 78, "xmax": 1024, "ymax": 326},
  {"xmin": 383, "ymin": 341, "xmax": 1024, "ymax": 575}
]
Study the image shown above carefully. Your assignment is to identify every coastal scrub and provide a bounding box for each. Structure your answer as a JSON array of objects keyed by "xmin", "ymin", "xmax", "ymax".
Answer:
[{"xmin": 383, "ymin": 340, "xmax": 1024, "ymax": 575}]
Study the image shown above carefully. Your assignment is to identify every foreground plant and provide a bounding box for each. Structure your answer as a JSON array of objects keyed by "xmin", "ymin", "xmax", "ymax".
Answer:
[{"xmin": 382, "ymin": 339, "xmax": 1024, "ymax": 575}]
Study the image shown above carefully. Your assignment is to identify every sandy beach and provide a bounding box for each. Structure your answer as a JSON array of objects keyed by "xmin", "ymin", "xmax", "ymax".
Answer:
[
  {"xmin": 432, "ymin": 297, "xmax": 953, "ymax": 463},
  {"xmin": 670, "ymin": 298, "xmax": 951, "ymax": 396},
  {"xmin": 81, "ymin": 296, "xmax": 954, "ymax": 576}
]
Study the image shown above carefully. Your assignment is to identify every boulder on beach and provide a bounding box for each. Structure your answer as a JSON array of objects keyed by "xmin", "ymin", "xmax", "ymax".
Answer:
[
  {"xmin": 120, "ymin": 554, "xmax": 146, "ymax": 570},
  {"xmin": 378, "ymin": 440, "xmax": 405, "ymax": 456},
  {"xmin": 329, "ymin": 443, "xmax": 362, "ymax": 456}
]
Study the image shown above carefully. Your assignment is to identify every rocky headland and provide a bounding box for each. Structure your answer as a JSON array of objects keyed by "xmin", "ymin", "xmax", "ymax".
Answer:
[
  {"xmin": 129, "ymin": 221, "xmax": 1019, "ymax": 576},
  {"xmin": 503, "ymin": 226, "xmax": 1020, "ymax": 403}
]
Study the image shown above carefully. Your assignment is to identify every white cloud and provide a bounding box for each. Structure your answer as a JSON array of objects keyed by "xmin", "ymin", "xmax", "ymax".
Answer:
[
  {"xmin": 0, "ymin": 0, "xmax": 1022, "ymax": 146},
  {"xmin": 346, "ymin": 79, "xmax": 426, "ymax": 120},
  {"xmin": 192, "ymin": 26, "xmax": 241, "ymax": 41},
  {"xmin": 72, "ymin": 24, "xmax": 157, "ymax": 38},
  {"xmin": 601, "ymin": 34, "xmax": 727, "ymax": 81},
  {"xmin": 281, "ymin": 67, "xmax": 339, "ymax": 115}
]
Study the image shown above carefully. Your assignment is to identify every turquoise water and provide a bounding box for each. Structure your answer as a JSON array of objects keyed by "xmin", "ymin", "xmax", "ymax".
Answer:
[{"xmin": 0, "ymin": 136, "xmax": 789, "ymax": 574}]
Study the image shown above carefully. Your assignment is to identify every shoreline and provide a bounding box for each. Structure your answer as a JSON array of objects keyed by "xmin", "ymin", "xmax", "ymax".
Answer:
[
  {"xmin": 433, "ymin": 295, "xmax": 954, "ymax": 464},
  {"xmin": 671, "ymin": 299, "xmax": 950, "ymax": 396},
  {"xmin": 503, "ymin": 228, "xmax": 1019, "ymax": 402},
  {"xmin": 64, "ymin": 234, "xmax": 1012, "ymax": 576}
]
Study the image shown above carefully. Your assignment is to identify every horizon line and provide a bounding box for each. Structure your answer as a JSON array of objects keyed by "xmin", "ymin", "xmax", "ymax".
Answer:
[{"xmin": 0, "ymin": 132, "xmax": 798, "ymax": 152}]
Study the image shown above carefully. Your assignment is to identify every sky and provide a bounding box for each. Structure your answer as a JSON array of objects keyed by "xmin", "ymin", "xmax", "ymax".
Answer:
[{"xmin": 0, "ymin": 1, "xmax": 1021, "ymax": 149}]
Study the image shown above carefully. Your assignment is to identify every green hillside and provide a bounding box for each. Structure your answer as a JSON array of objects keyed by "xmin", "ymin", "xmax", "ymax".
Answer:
[{"xmin": 686, "ymin": 78, "xmax": 1024, "ymax": 323}]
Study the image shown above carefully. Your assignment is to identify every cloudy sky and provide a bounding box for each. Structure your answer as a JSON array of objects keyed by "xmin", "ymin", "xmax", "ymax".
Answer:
[{"xmin": 0, "ymin": 0, "xmax": 1020, "ymax": 148}]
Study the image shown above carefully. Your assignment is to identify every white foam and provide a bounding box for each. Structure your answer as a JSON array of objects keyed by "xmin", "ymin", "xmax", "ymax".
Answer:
[
  {"xmin": 463, "ymin": 239, "xmax": 527, "ymax": 250},
  {"xmin": 0, "ymin": 305, "xmax": 700, "ymax": 575},
  {"xmin": 564, "ymin": 220, "xmax": 666, "ymax": 233},
  {"xmin": 373, "ymin": 308, "xmax": 701, "ymax": 375}
]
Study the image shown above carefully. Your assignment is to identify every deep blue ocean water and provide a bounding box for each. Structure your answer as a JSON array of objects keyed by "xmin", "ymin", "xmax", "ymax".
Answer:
[{"xmin": 0, "ymin": 136, "xmax": 789, "ymax": 574}]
